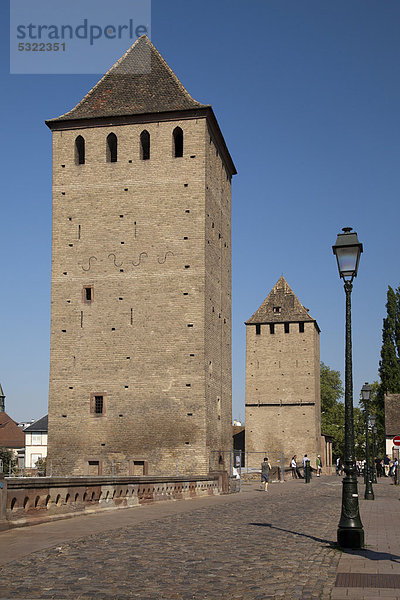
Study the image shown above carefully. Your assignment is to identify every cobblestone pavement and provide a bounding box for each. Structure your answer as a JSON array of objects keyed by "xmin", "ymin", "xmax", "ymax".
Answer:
[{"xmin": 0, "ymin": 478, "xmax": 343, "ymax": 599}]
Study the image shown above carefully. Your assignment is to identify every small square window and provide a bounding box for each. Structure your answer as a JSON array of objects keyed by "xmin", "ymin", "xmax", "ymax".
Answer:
[{"xmin": 273, "ymin": 306, "xmax": 281, "ymax": 314}]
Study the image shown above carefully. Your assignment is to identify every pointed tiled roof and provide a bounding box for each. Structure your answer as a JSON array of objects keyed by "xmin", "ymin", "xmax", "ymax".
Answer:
[
  {"xmin": 0, "ymin": 412, "xmax": 25, "ymax": 449},
  {"xmin": 245, "ymin": 276, "xmax": 318, "ymax": 326},
  {"xmin": 47, "ymin": 36, "xmax": 208, "ymax": 123},
  {"xmin": 0, "ymin": 383, "xmax": 4, "ymax": 397}
]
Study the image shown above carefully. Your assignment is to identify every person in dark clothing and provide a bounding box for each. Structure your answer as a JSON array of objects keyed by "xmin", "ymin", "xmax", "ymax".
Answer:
[
  {"xmin": 375, "ymin": 457, "xmax": 383, "ymax": 478},
  {"xmin": 261, "ymin": 457, "xmax": 271, "ymax": 491}
]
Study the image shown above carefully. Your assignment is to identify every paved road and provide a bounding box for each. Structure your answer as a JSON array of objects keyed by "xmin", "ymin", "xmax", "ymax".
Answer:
[{"xmin": 0, "ymin": 477, "xmax": 343, "ymax": 599}]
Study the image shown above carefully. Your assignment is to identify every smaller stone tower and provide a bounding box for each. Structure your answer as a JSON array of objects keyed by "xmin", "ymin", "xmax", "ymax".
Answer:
[{"xmin": 245, "ymin": 277, "xmax": 321, "ymax": 468}]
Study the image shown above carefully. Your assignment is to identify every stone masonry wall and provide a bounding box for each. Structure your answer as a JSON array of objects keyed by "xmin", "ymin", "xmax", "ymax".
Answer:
[
  {"xmin": 0, "ymin": 472, "xmax": 227, "ymax": 529},
  {"xmin": 47, "ymin": 115, "xmax": 232, "ymax": 477},
  {"xmin": 245, "ymin": 321, "xmax": 321, "ymax": 468}
]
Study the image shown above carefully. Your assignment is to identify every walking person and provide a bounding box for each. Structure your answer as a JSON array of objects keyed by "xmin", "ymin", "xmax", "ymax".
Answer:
[
  {"xmin": 384, "ymin": 454, "xmax": 390, "ymax": 477},
  {"xmin": 291, "ymin": 455, "xmax": 298, "ymax": 479},
  {"xmin": 316, "ymin": 455, "xmax": 322, "ymax": 477},
  {"xmin": 302, "ymin": 454, "xmax": 310, "ymax": 479},
  {"xmin": 261, "ymin": 457, "xmax": 271, "ymax": 491},
  {"xmin": 392, "ymin": 458, "xmax": 398, "ymax": 484}
]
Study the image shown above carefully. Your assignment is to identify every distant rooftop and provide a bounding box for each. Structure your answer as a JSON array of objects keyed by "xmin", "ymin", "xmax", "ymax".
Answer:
[{"xmin": 24, "ymin": 415, "xmax": 48, "ymax": 433}]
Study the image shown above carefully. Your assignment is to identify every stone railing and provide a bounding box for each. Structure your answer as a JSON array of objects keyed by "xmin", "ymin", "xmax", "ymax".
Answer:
[{"xmin": 0, "ymin": 471, "xmax": 228, "ymax": 530}]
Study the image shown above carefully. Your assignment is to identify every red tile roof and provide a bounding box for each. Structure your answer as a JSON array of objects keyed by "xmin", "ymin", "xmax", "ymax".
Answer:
[{"xmin": 0, "ymin": 412, "xmax": 25, "ymax": 449}]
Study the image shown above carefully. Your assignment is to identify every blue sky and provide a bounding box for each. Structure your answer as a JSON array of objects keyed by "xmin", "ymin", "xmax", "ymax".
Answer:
[{"xmin": 1, "ymin": 0, "xmax": 399, "ymax": 423}]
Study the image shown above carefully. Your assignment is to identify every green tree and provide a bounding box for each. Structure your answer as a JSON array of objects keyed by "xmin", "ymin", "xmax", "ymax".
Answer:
[
  {"xmin": 320, "ymin": 362, "xmax": 344, "ymax": 459},
  {"xmin": 376, "ymin": 285, "xmax": 400, "ymax": 455},
  {"xmin": 379, "ymin": 286, "xmax": 400, "ymax": 394},
  {"xmin": 0, "ymin": 446, "xmax": 16, "ymax": 474}
]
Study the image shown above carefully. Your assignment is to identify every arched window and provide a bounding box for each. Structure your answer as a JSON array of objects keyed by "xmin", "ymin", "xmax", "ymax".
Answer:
[
  {"xmin": 106, "ymin": 133, "xmax": 117, "ymax": 163},
  {"xmin": 173, "ymin": 127, "xmax": 183, "ymax": 158},
  {"xmin": 75, "ymin": 135, "xmax": 85, "ymax": 165},
  {"xmin": 140, "ymin": 130, "xmax": 150, "ymax": 160}
]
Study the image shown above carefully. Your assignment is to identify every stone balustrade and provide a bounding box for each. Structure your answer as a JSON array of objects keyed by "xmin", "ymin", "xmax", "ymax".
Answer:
[{"xmin": 0, "ymin": 471, "xmax": 228, "ymax": 529}]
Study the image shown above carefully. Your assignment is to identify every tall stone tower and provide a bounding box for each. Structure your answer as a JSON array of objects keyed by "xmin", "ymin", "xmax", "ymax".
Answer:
[
  {"xmin": 245, "ymin": 277, "xmax": 321, "ymax": 467},
  {"xmin": 46, "ymin": 36, "xmax": 236, "ymax": 477}
]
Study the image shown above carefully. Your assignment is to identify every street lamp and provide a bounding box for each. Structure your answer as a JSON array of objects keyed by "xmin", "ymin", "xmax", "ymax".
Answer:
[
  {"xmin": 361, "ymin": 383, "xmax": 374, "ymax": 500},
  {"xmin": 370, "ymin": 415, "xmax": 377, "ymax": 483},
  {"xmin": 332, "ymin": 227, "xmax": 364, "ymax": 549}
]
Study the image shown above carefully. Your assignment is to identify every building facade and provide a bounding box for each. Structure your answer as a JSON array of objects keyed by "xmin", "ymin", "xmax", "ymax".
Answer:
[
  {"xmin": 46, "ymin": 36, "xmax": 235, "ymax": 477},
  {"xmin": 384, "ymin": 393, "xmax": 400, "ymax": 458},
  {"xmin": 24, "ymin": 415, "xmax": 48, "ymax": 470},
  {"xmin": 245, "ymin": 277, "xmax": 321, "ymax": 468}
]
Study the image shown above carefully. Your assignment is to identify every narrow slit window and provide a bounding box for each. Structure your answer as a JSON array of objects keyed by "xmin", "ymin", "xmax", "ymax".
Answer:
[
  {"xmin": 255, "ymin": 324, "xmax": 261, "ymax": 335},
  {"xmin": 173, "ymin": 126, "xmax": 183, "ymax": 158},
  {"xmin": 83, "ymin": 286, "xmax": 93, "ymax": 303},
  {"xmin": 284, "ymin": 322, "xmax": 290, "ymax": 334},
  {"xmin": 75, "ymin": 135, "xmax": 85, "ymax": 165},
  {"xmin": 270, "ymin": 323, "xmax": 275, "ymax": 334},
  {"xmin": 106, "ymin": 133, "xmax": 117, "ymax": 163},
  {"xmin": 299, "ymin": 322, "xmax": 305, "ymax": 333},
  {"xmin": 140, "ymin": 130, "xmax": 150, "ymax": 160}
]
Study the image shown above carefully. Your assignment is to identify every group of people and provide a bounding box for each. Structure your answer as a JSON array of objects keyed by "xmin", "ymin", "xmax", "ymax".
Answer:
[
  {"xmin": 290, "ymin": 454, "xmax": 322, "ymax": 479},
  {"xmin": 336, "ymin": 455, "xmax": 399, "ymax": 483}
]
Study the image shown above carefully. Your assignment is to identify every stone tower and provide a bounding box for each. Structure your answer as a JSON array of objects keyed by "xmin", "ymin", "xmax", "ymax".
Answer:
[
  {"xmin": 46, "ymin": 36, "xmax": 236, "ymax": 477},
  {"xmin": 245, "ymin": 277, "xmax": 321, "ymax": 467}
]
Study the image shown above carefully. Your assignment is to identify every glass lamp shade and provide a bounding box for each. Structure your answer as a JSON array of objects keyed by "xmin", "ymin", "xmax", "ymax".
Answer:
[
  {"xmin": 332, "ymin": 227, "xmax": 363, "ymax": 281},
  {"xmin": 369, "ymin": 415, "xmax": 376, "ymax": 427},
  {"xmin": 361, "ymin": 383, "xmax": 372, "ymax": 401}
]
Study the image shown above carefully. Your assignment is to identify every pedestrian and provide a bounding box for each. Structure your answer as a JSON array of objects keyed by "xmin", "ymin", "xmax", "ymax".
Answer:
[
  {"xmin": 383, "ymin": 454, "xmax": 390, "ymax": 477},
  {"xmin": 291, "ymin": 455, "xmax": 298, "ymax": 479},
  {"xmin": 261, "ymin": 457, "xmax": 271, "ymax": 491},
  {"xmin": 303, "ymin": 454, "xmax": 310, "ymax": 479},
  {"xmin": 336, "ymin": 457, "xmax": 341, "ymax": 476},
  {"xmin": 316, "ymin": 455, "xmax": 322, "ymax": 477},
  {"xmin": 392, "ymin": 458, "xmax": 398, "ymax": 484},
  {"xmin": 375, "ymin": 457, "xmax": 383, "ymax": 478}
]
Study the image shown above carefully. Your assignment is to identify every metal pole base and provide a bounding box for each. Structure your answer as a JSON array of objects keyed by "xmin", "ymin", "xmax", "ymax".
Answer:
[
  {"xmin": 364, "ymin": 488, "xmax": 374, "ymax": 500},
  {"xmin": 337, "ymin": 526, "xmax": 364, "ymax": 549}
]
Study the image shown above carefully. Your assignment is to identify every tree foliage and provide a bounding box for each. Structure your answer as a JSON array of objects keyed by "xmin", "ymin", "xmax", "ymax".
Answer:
[
  {"xmin": 0, "ymin": 446, "xmax": 16, "ymax": 474},
  {"xmin": 379, "ymin": 286, "xmax": 400, "ymax": 394},
  {"xmin": 320, "ymin": 362, "xmax": 368, "ymax": 460},
  {"xmin": 320, "ymin": 362, "xmax": 344, "ymax": 459},
  {"xmin": 376, "ymin": 285, "xmax": 400, "ymax": 454}
]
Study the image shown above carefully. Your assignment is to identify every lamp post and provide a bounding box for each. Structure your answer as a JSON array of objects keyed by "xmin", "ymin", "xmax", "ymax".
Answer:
[
  {"xmin": 370, "ymin": 416, "xmax": 377, "ymax": 483},
  {"xmin": 361, "ymin": 383, "xmax": 374, "ymax": 500},
  {"xmin": 332, "ymin": 227, "xmax": 364, "ymax": 549}
]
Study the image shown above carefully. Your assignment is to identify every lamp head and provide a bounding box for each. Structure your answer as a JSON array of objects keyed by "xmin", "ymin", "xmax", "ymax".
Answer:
[
  {"xmin": 361, "ymin": 382, "xmax": 372, "ymax": 401},
  {"xmin": 332, "ymin": 227, "xmax": 363, "ymax": 282}
]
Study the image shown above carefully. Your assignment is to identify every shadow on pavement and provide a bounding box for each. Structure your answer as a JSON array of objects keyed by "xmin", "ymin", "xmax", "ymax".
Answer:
[
  {"xmin": 341, "ymin": 548, "xmax": 400, "ymax": 562},
  {"xmin": 249, "ymin": 523, "xmax": 400, "ymax": 562},
  {"xmin": 249, "ymin": 522, "xmax": 334, "ymax": 546}
]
